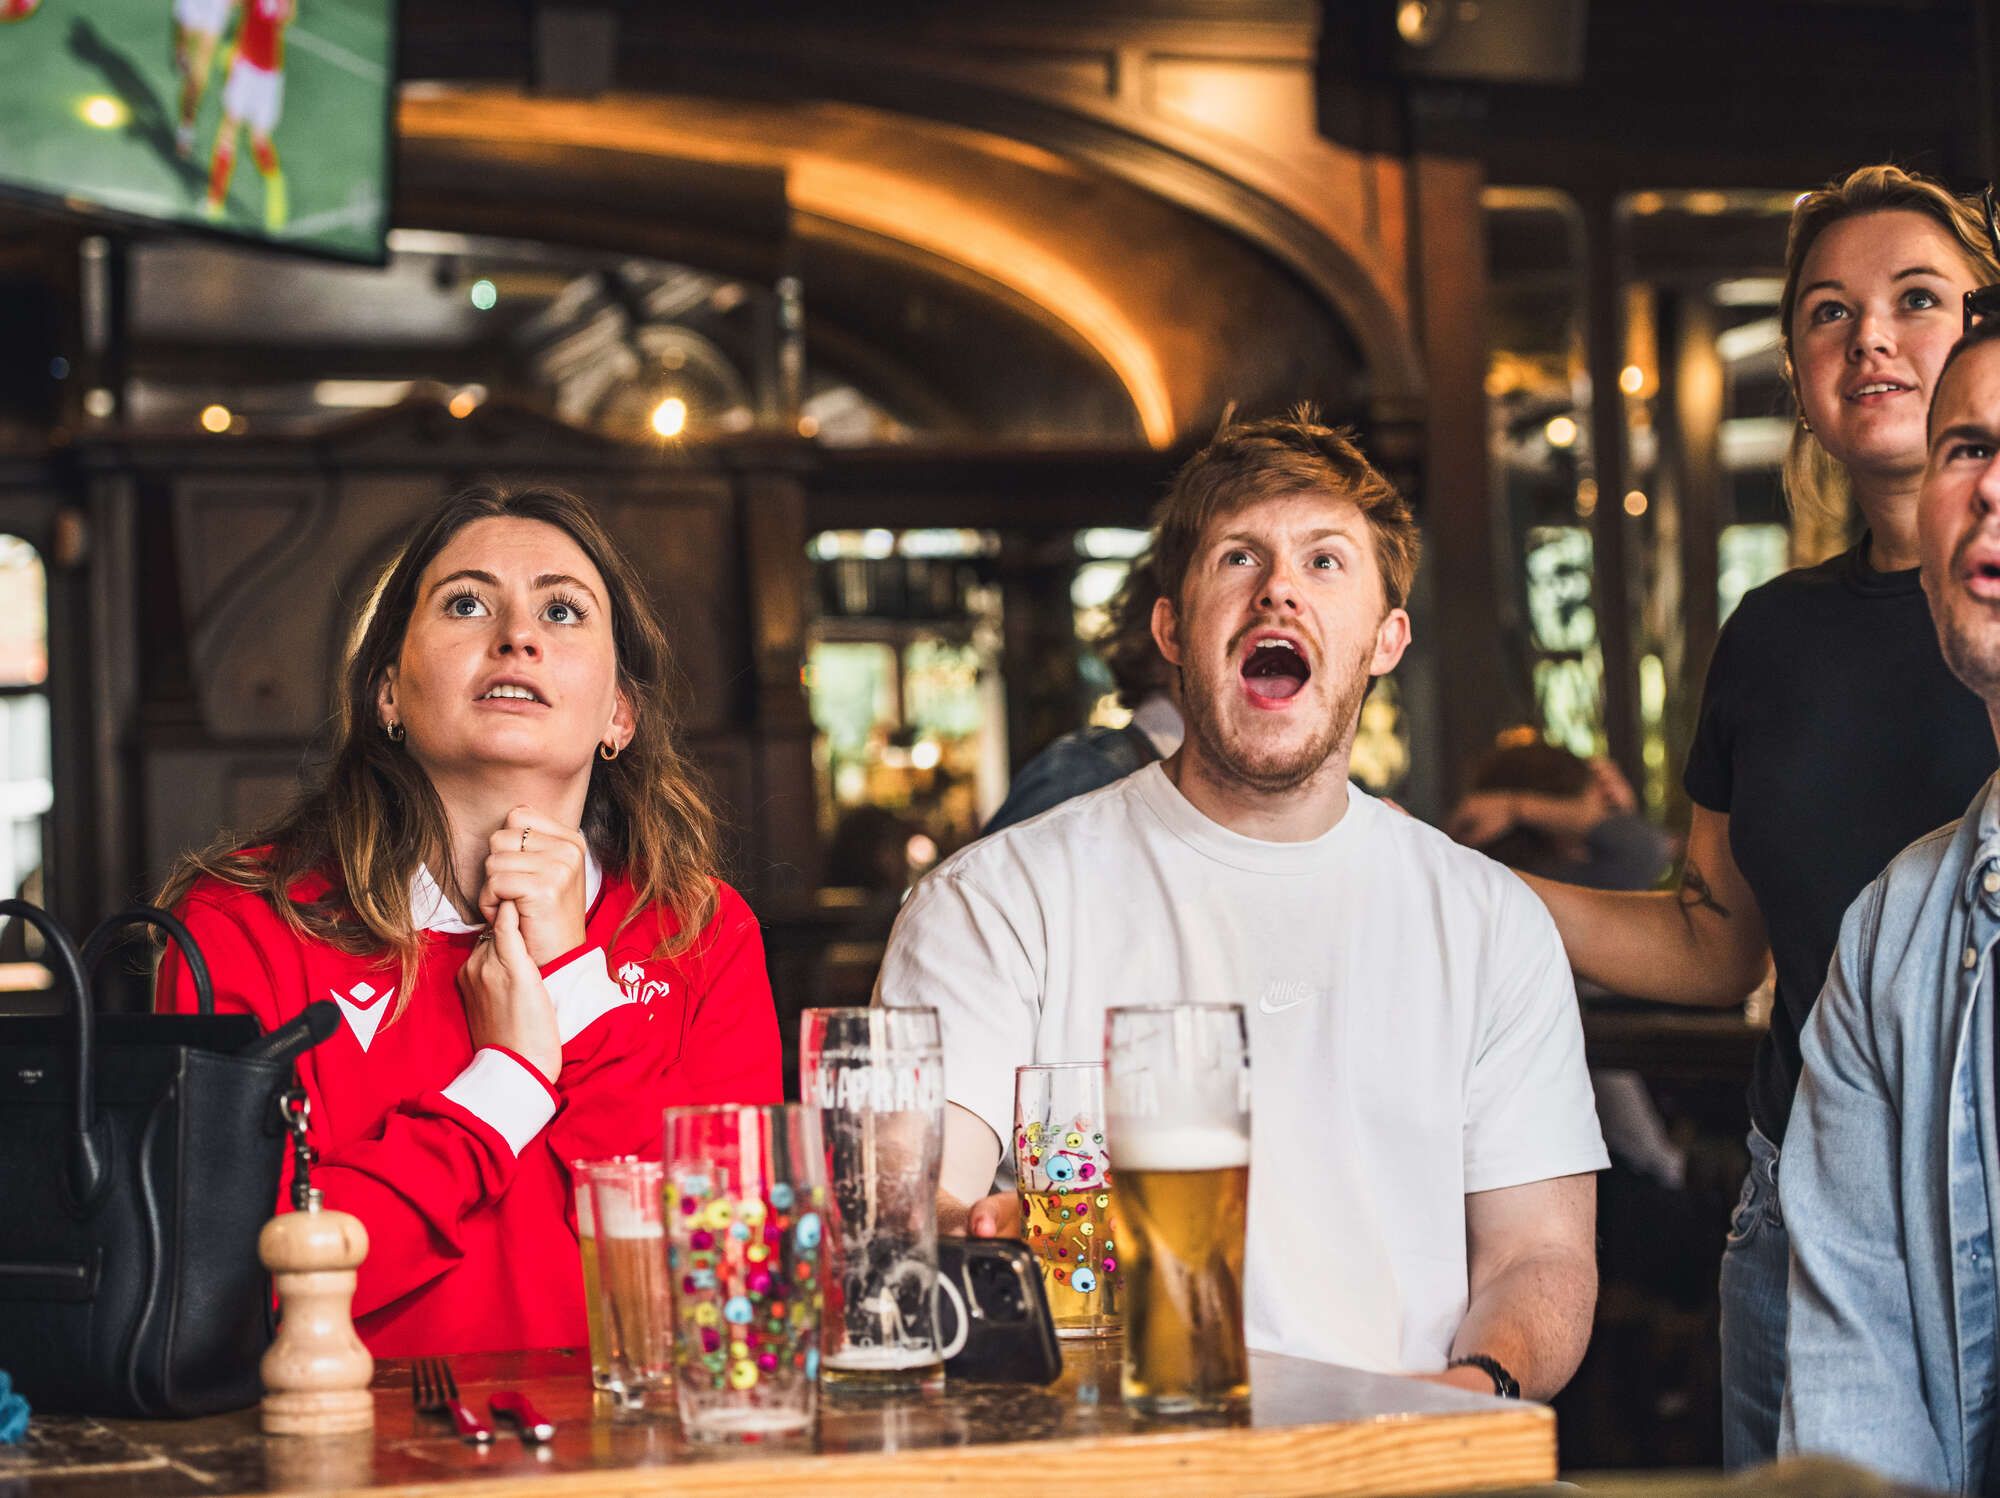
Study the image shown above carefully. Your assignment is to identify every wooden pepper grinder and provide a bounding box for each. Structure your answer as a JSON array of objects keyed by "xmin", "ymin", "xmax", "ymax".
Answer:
[{"xmin": 258, "ymin": 1087, "xmax": 374, "ymax": 1435}]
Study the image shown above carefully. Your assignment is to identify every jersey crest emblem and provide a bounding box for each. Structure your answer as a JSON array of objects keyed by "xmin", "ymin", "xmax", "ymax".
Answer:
[{"xmin": 616, "ymin": 960, "xmax": 671, "ymax": 1007}]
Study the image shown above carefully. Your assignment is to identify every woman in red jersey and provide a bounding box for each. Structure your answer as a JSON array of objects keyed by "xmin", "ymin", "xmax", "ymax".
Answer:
[{"xmin": 155, "ymin": 484, "xmax": 781, "ymax": 1357}]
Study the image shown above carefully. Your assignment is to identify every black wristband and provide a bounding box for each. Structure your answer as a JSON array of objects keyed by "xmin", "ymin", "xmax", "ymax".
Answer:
[{"xmin": 1448, "ymin": 1354, "xmax": 1520, "ymax": 1398}]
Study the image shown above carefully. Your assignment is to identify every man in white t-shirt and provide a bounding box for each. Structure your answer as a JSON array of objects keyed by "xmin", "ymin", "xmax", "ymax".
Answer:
[{"xmin": 876, "ymin": 409, "xmax": 1607, "ymax": 1399}]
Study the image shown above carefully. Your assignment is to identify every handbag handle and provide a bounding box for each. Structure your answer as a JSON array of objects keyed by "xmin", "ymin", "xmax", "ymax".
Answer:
[
  {"xmin": 81, "ymin": 905, "xmax": 214, "ymax": 1017},
  {"xmin": 0, "ymin": 898, "xmax": 108, "ymax": 1207}
]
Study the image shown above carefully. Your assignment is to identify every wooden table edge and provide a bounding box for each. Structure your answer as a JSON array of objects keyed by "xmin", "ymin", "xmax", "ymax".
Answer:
[{"xmin": 251, "ymin": 1402, "xmax": 1555, "ymax": 1498}]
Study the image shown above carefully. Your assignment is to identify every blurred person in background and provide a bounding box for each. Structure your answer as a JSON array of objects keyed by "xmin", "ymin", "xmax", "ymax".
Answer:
[
  {"xmin": 1449, "ymin": 735, "xmax": 1672, "ymax": 895},
  {"xmin": 980, "ymin": 557, "xmax": 1181, "ymax": 835},
  {"xmin": 1484, "ymin": 164, "xmax": 2000, "ymax": 1466},
  {"xmin": 1451, "ymin": 737, "xmax": 1714, "ymax": 1309}
]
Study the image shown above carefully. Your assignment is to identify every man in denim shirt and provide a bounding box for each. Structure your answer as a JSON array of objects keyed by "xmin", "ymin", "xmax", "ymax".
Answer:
[{"xmin": 1782, "ymin": 319, "xmax": 2000, "ymax": 1490}]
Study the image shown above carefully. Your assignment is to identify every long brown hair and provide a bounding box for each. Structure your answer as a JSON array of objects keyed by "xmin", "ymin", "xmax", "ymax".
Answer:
[
  {"xmin": 160, "ymin": 483, "xmax": 721, "ymax": 1021},
  {"xmin": 1779, "ymin": 164, "xmax": 2000, "ymax": 525}
]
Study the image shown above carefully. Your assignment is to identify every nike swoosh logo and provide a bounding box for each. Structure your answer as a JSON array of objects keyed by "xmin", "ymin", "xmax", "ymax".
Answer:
[{"xmin": 1257, "ymin": 995, "xmax": 1305, "ymax": 1015}]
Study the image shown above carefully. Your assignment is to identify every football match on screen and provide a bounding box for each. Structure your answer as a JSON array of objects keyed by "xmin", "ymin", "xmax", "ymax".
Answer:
[{"xmin": 0, "ymin": 0, "xmax": 393, "ymax": 262}]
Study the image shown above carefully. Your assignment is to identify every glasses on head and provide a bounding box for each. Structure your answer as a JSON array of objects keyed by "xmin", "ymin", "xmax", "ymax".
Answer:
[{"xmin": 1963, "ymin": 185, "xmax": 2000, "ymax": 334}]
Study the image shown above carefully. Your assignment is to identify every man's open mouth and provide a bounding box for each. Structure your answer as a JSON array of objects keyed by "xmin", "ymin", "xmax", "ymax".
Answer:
[
  {"xmin": 1241, "ymin": 638, "xmax": 1311, "ymax": 702},
  {"xmin": 1962, "ymin": 547, "xmax": 2000, "ymax": 600}
]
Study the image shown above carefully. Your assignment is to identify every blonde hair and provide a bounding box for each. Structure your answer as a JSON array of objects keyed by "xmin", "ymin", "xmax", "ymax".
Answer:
[
  {"xmin": 160, "ymin": 484, "xmax": 722, "ymax": 1023},
  {"xmin": 1780, "ymin": 164, "xmax": 2000, "ymax": 525}
]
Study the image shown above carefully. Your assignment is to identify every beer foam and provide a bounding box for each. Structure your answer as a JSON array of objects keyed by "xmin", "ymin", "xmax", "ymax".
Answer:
[
  {"xmin": 1105, "ymin": 1121, "xmax": 1249, "ymax": 1172},
  {"xmin": 595, "ymin": 1196, "xmax": 665, "ymax": 1240}
]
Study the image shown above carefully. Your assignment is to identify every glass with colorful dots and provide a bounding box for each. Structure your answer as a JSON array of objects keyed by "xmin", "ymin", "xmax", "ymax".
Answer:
[
  {"xmin": 1013, "ymin": 1062, "xmax": 1122, "ymax": 1337},
  {"xmin": 663, "ymin": 1104, "xmax": 828, "ymax": 1440}
]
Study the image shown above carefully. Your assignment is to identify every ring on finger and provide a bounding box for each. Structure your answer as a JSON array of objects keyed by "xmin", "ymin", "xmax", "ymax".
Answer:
[{"xmin": 520, "ymin": 828, "xmax": 530, "ymax": 853}]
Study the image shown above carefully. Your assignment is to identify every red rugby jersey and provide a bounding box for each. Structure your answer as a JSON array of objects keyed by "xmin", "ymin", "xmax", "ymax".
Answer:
[
  {"xmin": 156, "ymin": 864, "xmax": 781, "ymax": 1357},
  {"xmin": 236, "ymin": 0, "xmax": 288, "ymax": 72}
]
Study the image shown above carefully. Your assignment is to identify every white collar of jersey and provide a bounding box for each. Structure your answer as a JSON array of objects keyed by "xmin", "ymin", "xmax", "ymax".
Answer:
[{"xmin": 409, "ymin": 846, "xmax": 604, "ymax": 934}]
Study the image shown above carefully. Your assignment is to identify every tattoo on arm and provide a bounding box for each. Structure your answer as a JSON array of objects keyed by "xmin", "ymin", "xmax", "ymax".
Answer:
[{"xmin": 1677, "ymin": 860, "xmax": 1732, "ymax": 932}]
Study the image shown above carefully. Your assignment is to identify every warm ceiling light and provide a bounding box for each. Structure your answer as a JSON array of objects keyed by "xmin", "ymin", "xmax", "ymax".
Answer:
[
  {"xmin": 1544, "ymin": 415, "xmax": 1577, "ymax": 448},
  {"xmin": 797, "ymin": 414, "xmax": 820, "ymax": 438},
  {"xmin": 448, "ymin": 389, "xmax": 478, "ymax": 419},
  {"xmin": 199, "ymin": 404, "xmax": 232, "ymax": 433},
  {"xmin": 1619, "ymin": 364, "xmax": 1645, "ymax": 395},
  {"xmin": 651, "ymin": 396, "xmax": 687, "ymax": 438},
  {"xmin": 1396, "ymin": 0, "xmax": 1445, "ymax": 45},
  {"xmin": 1623, "ymin": 490, "xmax": 1649, "ymax": 516}
]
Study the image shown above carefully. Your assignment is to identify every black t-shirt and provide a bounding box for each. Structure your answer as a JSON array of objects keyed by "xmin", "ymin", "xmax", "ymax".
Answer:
[{"xmin": 1684, "ymin": 539, "xmax": 1996, "ymax": 1145}]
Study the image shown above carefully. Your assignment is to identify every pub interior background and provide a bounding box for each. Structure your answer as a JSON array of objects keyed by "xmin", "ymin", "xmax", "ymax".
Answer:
[{"xmin": 0, "ymin": 0, "xmax": 1992, "ymax": 1473}]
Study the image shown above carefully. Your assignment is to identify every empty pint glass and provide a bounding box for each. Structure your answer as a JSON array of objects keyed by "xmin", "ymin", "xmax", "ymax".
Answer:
[
  {"xmin": 1014, "ymin": 1063, "xmax": 1121, "ymax": 1337},
  {"xmin": 584, "ymin": 1159, "xmax": 672, "ymax": 1404},
  {"xmin": 664, "ymin": 1104, "xmax": 826, "ymax": 1440},
  {"xmin": 1104, "ymin": 1004, "xmax": 1251, "ymax": 1416},
  {"xmin": 800, "ymin": 1006, "xmax": 947, "ymax": 1390}
]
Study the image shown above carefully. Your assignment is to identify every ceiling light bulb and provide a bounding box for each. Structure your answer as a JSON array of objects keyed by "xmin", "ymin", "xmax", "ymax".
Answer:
[{"xmin": 652, "ymin": 397, "xmax": 687, "ymax": 438}]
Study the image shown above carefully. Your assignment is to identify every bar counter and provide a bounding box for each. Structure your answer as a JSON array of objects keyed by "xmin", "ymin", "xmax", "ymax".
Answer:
[{"xmin": 3, "ymin": 1342, "xmax": 1554, "ymax": 1498}]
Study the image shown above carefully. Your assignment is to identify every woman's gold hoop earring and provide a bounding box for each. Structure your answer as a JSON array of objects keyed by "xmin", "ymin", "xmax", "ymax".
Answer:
[
  {"xmin": 598, "ymin": 741, "xmax": 619, "ymax": 761},
  {"xmin": 385, "ymin": 721, "xmax": 405, "ymax": 742}
]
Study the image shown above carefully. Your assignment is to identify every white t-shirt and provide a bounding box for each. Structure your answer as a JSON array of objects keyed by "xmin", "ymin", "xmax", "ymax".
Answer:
[{"xmin": 876, "ymin": 763, "xmax": 1608, "ymax": 1374}]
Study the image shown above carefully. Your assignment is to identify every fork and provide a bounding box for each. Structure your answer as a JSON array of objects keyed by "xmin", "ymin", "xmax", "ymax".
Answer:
[{"xmin": 413, "ymin": 1357, "xmax": 493, "ymax": 1443}]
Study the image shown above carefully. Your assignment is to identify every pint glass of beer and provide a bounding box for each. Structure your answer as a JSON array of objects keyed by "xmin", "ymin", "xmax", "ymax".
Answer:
[
  {"xmin": 584, "ymin": 1159, "xmax": 672, "ymax": 1404},
  {"xmin": 569, "ymin": 1158, "xmax": 615, "ymax": 1390},
  {"xmin": 1014, "ymin": 1063, "xmax": 1121, "ymax": 1337},
  {"xmin": 1103, "ymin": 1004, "xmax": 1251, "ymax": 1416},
  {"xmin": 664, "ymin": 1104, "xmax": 827, "ymax": 1440},
  {"xmin": 800, "ymin": 1006, "xmax": 947, "ymax": 1391}
]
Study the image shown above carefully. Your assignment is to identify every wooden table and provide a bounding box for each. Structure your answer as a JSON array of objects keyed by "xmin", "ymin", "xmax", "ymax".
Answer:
[{"xmin": 1, "ymin": 1343, "xmax": 1555, "ymax": 1498}]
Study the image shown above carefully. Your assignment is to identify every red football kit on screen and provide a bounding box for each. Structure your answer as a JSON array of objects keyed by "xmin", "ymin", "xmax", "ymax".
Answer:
[
  {"xmin": 236, "ymin": 0, "xmax": 287, "ymax": 72},
  {"xmin": 156, "ymin": 856, "xmax": 782, "ymax": 1357}
]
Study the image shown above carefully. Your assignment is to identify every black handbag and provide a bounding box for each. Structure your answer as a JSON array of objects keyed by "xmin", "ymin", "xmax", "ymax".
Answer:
[{"xmin": 0, "ymin": 899, "xmax": 301, "ymax": 1416}]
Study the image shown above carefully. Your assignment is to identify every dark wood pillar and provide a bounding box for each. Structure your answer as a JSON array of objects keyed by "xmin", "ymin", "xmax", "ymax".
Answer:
[
  {"xmin": 1582, "ymin": 191, "xmax": 1640, "ymax": 784},
  {"xmin": 1409, "ymin": 154, "xmax": 1503, "ymax": 796},
  {"xmin": 1659, "ymin": 287, "xmax": 1722, "ymax": 828},
  {"xmin": 737, "ymin": 461, "xmax": 819, "ymax": 895}
]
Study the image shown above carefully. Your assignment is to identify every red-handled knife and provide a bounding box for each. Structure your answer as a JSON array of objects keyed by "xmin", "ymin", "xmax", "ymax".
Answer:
[{"xmin": 489, "ymin": 1391, "xmax": 556, "ymax": 1443}]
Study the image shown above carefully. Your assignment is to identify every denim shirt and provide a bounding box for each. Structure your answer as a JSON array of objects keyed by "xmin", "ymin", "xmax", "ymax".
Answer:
[{"xmin": 1781, "ymin": 772, "xmax": 2000, "ymax": 1493}]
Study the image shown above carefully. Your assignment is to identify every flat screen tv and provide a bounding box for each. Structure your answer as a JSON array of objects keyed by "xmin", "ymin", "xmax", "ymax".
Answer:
[{"xmin": 0, "ymin": 0, "xmax": 395, "ymax": 263}]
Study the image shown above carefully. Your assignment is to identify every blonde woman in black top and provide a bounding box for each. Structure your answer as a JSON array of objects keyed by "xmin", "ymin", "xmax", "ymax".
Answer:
[{"xmin": 1482, "ymin": 165, "xmax": 2000, "ymax": 1467}]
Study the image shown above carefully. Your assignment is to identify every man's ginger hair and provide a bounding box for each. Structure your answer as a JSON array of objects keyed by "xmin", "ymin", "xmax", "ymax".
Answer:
[{"xmin": 1151, "ymin": 405, "xmax": 1421, "ymax": 614}]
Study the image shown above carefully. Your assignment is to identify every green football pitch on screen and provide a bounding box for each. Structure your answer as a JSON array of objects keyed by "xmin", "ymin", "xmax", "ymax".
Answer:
[{"xmin": 0, "ymin": 0, "xmax": 393, "ymax": 262}]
